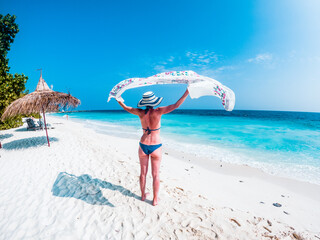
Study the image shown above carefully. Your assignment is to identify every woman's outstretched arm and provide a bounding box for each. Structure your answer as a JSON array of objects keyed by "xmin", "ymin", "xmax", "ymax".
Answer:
[
  {"xmin": 117, "ymin": 101, "xmax": 142, "ymax": 116},
  {"xmin": 158, "ymin": 89, "xmax": 189, "ymax": 115}
]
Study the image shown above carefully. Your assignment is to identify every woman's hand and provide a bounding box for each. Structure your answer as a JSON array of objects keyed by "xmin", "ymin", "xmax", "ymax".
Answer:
[{"xmin": 116, "ymin": 95, "xmax": 124, "ymax": 102}]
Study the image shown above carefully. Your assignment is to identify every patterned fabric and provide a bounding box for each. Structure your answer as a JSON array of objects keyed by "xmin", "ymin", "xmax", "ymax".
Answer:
[{"xmin": 108, "ymin": 70, "xmax": 235, "ymax": 111}]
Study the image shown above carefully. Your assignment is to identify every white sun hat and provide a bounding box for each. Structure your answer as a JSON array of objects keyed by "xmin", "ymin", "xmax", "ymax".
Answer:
[{"xmin": 137, "ymin": 91, "xmax": 163, "ymax": 108}]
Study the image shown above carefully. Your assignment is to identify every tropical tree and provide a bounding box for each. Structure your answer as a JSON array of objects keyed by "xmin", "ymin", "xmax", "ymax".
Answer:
[{"xmin": 0, "ymin": 14, "xmax": 29, "ymax": 130}]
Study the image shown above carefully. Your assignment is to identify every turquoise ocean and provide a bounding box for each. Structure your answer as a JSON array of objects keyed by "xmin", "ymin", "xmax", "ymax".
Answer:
[{"xmin": 54, "ymin": 110, "xmax": 320, "ymax": 185}]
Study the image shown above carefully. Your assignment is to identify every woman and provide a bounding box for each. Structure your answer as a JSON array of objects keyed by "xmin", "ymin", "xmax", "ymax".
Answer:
[{"xmin": 117, "ymin": 89, "xmax": 189, "ymax": 206}]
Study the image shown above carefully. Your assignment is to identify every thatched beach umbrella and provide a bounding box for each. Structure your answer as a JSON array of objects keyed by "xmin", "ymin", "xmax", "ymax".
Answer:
[{"xmin": 1, "ymin": 71, "xmax": 80, "ymax": 146}]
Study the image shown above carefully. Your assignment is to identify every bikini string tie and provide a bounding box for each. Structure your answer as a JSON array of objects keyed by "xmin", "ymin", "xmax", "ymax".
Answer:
[{"xmin": 145, "ymin": 127, "xmax": 152, "ymax": 135}]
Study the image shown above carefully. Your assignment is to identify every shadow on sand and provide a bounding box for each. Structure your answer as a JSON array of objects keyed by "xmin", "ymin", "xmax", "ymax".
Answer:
[
  {"xmin": 15, "ymin": 127, "xmax": 34, "ymax": 132},
  {"xmin": 51, "ymin": 172, "xmax": 140, "ymax": 207},
  {"xmin": 15, "ymin": 127, "xmax": 44, "ymax": 132},
  {"xmin": 2, "ymin": 136, "xmax": 58, "ymax": 150},
  {"xmin": 0, "ymin": 133, "xmax": 13, "ymax": 140}
]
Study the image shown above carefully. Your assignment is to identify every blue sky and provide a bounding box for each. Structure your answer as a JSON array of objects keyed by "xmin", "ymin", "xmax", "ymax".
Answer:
[{"xmin": 3, "ymin": 0, "xmax": 320, "ymax": 112}]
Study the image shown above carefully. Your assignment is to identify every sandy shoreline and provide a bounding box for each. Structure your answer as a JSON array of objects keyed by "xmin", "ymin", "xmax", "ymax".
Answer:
[{"xmin": 1, "ymin": 116, "xmax": 319, "ymax": 239}]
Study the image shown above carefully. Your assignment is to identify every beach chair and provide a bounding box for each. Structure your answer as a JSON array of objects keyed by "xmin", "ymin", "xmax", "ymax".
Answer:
[
  {"xmin": 38, "ymin": 119, "xmax": 54, "ymax": 129},
  {"xmin": 26, "ymin": 118, "xmax": 41, "ymax": 131}
]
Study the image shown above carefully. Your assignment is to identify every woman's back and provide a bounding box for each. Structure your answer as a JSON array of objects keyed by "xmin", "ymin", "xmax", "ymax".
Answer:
[{"xmin": 139, "ymin": 108, "xmax": 162, "ymax": 145}]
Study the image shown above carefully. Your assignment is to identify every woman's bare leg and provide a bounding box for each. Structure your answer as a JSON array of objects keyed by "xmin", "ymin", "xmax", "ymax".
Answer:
[
  {"xmin": 138, "ymin": 147, "xmax": 149, "ymax": 201},
  {"xmin": 150, "ymin": 147, "xmax": 162, "ymax": 206}
]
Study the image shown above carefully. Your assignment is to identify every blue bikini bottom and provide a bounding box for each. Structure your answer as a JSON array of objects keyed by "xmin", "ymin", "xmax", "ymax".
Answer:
[{"xmin": 139, "ymin": 142, "xmax": 162, "ymax": 155}]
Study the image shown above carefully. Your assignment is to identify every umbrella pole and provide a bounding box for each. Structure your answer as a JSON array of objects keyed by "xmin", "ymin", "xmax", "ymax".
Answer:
[{"xmin": 42, "ymin": 108, "xmax": 50, "ymax": 147}]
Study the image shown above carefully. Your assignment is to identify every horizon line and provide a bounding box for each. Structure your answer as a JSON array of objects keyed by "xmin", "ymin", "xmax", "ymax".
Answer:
[{"xmin": 58, "ymin": 109, "xmax": 320, "ymax": 114}]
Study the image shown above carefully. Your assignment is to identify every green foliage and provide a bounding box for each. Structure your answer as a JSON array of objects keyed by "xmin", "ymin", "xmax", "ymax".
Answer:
[
  {"xmin": 0, "ymin": 14, "xmax": 19, "ymax": 76},
  {"xmin": 0, "ymin": 73, "xmax": 28, "ymax": 130},
  {"xmin": 0, "ymin": 115, "xmax": 23, "ymax": 130},
  {"xmin": 0, "ymin": 113, "xmax": 40, "ymax": 130},
  {"xmin": 0, "ymin": 14, "xmax": 29, "ymax": 130}
]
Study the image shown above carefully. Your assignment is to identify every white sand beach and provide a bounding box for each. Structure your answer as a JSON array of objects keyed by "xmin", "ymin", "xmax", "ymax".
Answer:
[{"xmin": 1, "ymin": 116, "xmax": 320, "ymax": 239}]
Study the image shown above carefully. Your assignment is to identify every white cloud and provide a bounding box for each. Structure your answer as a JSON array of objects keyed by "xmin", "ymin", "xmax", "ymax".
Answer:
[
  {"xmin": 248, "ymin": 53, "xmax": 273, "ymax": 63},
  {"xmin": 214, "ymin": 65, "xmax": 235, "ymax": 72},
  {"xmin": 167, "ymin": 56, "xmax": 175, "ymax": 62},
  {"xmin": 186, "ymin": 51, "xmax": 219, "ymax": 65},
  {"xmin": 153, "ymin": 64, "xmax": 168, "ymax": 72},
  {"xmin": 153, "ymin": 51, "xmax": 235, "ymax": 78}
]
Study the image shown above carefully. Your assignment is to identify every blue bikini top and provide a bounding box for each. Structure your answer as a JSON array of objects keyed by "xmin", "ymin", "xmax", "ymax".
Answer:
[{"xmin": 142, "ymin": 127, "xmax": 161, "ymax": 135}]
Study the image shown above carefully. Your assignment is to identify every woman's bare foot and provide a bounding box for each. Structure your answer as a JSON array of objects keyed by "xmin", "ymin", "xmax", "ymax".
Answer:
[
  {"xmin": 152, "ymin": 198, "xmax": 158, "ymax": 206},
  {"xmin": 141, "ymin": 192, "xmax": 149, "ymax": 201}
]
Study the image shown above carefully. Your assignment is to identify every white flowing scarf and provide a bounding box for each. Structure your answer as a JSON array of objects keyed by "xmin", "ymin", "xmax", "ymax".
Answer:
[{"xmin": 108, "ymin": 70, "xmax": 235, "ymax": 111}]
